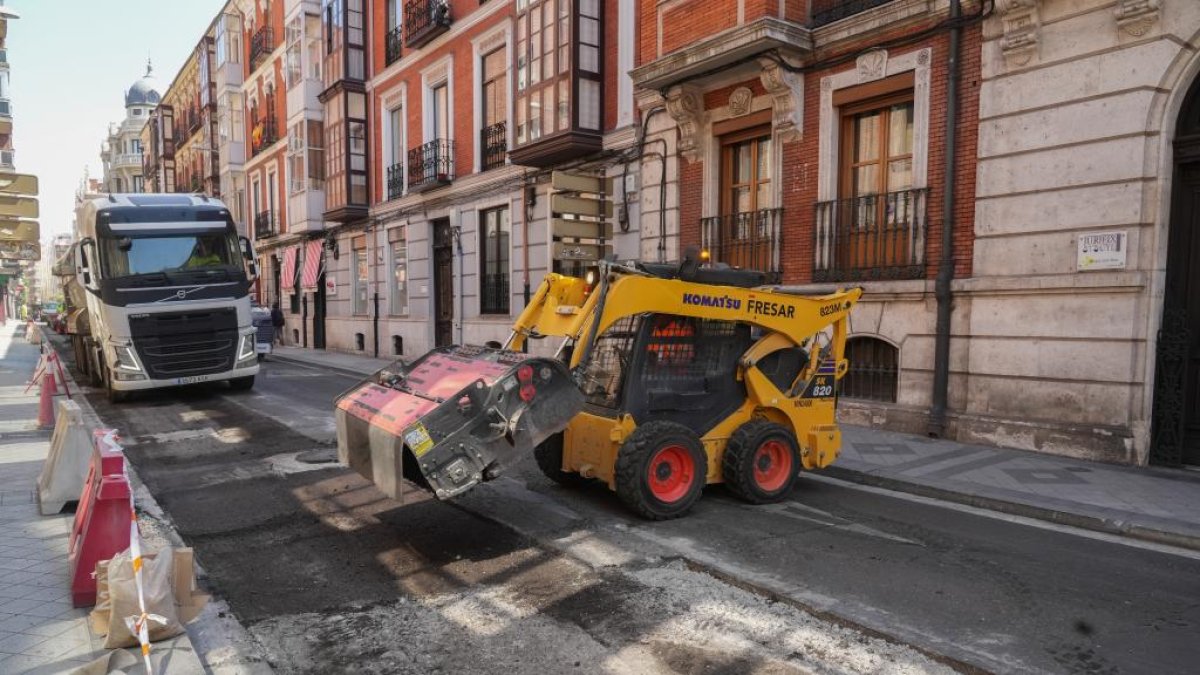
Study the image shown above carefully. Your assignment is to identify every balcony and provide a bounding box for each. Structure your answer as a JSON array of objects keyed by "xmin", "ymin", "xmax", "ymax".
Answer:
[
  {"xmin": 250, "ymin": 25, "xmax": 275, "ymax": 71},
  {"xmin": 254, "ymin": 210, "xmax": 278, "ymax": 240},
  {"xmin": 187, "ymin": 108, "xmax": 203, "ymax": 136},
  {"xmin": 403, "ymin": 0, "xmax": 451, "ymax": 50},
  {"xmin": 251, "ymin": 117, "xmax": 279, "ymax": 157},
  {"xmin": 813, "ymin": 188, "xmax": 928, "ymax": 282},
  {"xmin": 809, "ymin": 0, "xmax": 898, "ymax": 28},
  {"xmin": 385, "ymin": 26, "xmax": 403, "ymax": 66},
  {"xmin": 112, "ymin": 153, "xmax": 142, "ymax": 170},
  {"xmin": 386, "ymin": 162, "xmax": 404, "ymax": 201},
  {"xmin": 480, "ymin": 121, "xmax": 507, "ymax": 172},
  {"xmin": 700, "ymin": 208, "xmax": 783, "ymax": 283},
  {"xmin": 407, "ymin": 139, "xmax": 454, "ymax": 193}
]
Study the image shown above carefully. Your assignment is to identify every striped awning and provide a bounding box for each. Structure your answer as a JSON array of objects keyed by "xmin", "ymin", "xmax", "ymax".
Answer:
[
  {"xmin": 280, "ymin": 246, "xmax": 299, "ymax": 290},
  {"xmin": 300, "ymin": 240, "xmax": 324, "ymax": 290}
]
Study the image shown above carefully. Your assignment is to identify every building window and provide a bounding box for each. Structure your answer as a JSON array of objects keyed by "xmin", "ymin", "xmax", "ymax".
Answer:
[
  {"xmin": 479, "ymin": 206, "xmax": 510, "ymax": 314},
  {"xmin": 704, "ymin": 128, "xmax": 778, "ymax": 275},
  {"xmin": 431, "ymin": 82, "xmax": 448, "ymax": 141},
  {"xmin": 217, "ymin": 13, "xmax": 242, "ymax": 66},
  {"xmin": 389, "ymin": 226, "xmax": 408, "ymax": 315},
  {"xmin": 286, "ymin": 16, "xmax": 303, "ymax": 89},
  {"xmin": 842, "ymin": 96, "xmax": 914, "ymax": 201},
  {"xmin": 812, "ymin": 88, "xmax": 927, "ymax": 282},
  {"xmin": 132, "ymin": 108, "xmax": 143, "ymax": 117},
  {"xmin": 480, "ymin": 46, "xmax": 507, "ymax": 171},
  {"xmin": 352, "ymin": 238, "xmax": 369, "ymax": 315},
  {"xmin": 387, "ymin": 105, "xmax": 404, "ymax": 199},
  {"xmin": 132, "ymin": 175, "xmax": 144, "ymax": 193},
  {"xmin": 842, "ymin": 336, "xmax": 899, "ymax": 403},
  {"xmin": 288, "ymin": 123, "xmax": 306, "ymax": 193},
  {"xmin": 307, "ymin": 120, "xmax": 325, "ymax": 190}
]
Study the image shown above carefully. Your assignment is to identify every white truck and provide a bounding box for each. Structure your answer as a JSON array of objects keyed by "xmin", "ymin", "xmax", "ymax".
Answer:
[{"xmin": 70, "ymin": 194, "xmax": 261, "ymax": 402}]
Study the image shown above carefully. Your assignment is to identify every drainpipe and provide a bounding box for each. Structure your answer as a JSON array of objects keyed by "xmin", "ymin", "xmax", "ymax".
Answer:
[
  {"xmin": 455, "ymin": 223, "xmax": 465, "ymax": 345},
  {"xmin": 928, "ymin": 0, "xmax": 963, "ymax": 438}
]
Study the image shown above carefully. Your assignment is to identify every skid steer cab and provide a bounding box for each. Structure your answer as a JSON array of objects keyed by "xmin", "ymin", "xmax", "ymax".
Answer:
[{"xmin": 334, "ymin": 254, "xmax": 861, "ymax": 520}]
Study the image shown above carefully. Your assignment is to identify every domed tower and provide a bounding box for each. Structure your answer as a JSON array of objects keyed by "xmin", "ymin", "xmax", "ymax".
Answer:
[{"xmin": 101, "ymin": 61, "xmax": 159, "ymax": 193}]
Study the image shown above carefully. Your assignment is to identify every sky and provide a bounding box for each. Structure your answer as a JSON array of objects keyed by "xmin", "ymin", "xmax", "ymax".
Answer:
[{"xmin": 7, "ymin": 0, "xmax": 227, "ymax": 248}]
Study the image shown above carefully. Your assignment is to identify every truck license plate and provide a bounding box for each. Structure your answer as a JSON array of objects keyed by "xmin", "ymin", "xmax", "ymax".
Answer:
[{"xmin": 176, "ymin": 375, "xmax": 210, "ymax": 385}]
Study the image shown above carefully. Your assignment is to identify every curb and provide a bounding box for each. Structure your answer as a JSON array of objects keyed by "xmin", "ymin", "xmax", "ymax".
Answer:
[
  {"xmin": 823, "ymin": 466, "xmax": 1200, "ymax": 553},
  {"xmin": 267, "ymin": 352, "xmax": 377, "ymax": 380},
  {"xmin": 43, "ymin": 333, "xmax": 275, "ymax": 673}
]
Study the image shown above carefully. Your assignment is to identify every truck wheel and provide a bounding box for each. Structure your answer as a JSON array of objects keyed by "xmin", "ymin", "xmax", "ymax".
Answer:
[
  {"xmin": 229, "ymin": 376, "xmax": 255, "ymax": 392},
  {"xmin": 722, "ymin": 420, "xmax": 800, "ymax": 504},
  {"xmin": 614, "ymin": 421, "xmax": 707, "ymax": 520},
  {"xmin": 88, "ymin": 345, "xmax": 104, "ymax": 388},
  {"xmin": 534, "ymin": 433, "xmax": 589, "ymax": 487},
  {"xmin": 102, "ymin": 364, "xmax": 129, "ymax": 404}
]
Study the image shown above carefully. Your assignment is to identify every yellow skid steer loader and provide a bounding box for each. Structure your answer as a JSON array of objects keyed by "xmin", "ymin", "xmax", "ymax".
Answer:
[{"xmin": 335, "ymin": 254, "xmax": 861, "ymax": 519}]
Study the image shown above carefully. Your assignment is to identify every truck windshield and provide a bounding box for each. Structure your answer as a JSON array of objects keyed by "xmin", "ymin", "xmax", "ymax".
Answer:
[{"xmin": 100, "ymin": 231, "xmax": 240, "ymax": 279}]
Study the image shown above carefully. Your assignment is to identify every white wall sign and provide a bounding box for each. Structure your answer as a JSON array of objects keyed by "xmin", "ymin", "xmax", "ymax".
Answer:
[
  {"xmin": 1077, "ymin": 231, "xmax": 1127, "ymax": 271},
  {"xmin": 324, "ymin": 275, "xmax": 337, "ymax": 296}
]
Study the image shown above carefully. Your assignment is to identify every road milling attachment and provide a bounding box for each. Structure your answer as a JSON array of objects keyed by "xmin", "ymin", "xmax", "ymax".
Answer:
[{"xmin": 335, "ymin": 345, "xmax": 584, "ymax": 502}]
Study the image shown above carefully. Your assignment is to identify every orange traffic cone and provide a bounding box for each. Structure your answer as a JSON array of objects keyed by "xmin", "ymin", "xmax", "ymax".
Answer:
[{"xmin": 37, "ymin": 372, "xmax": 58, "ymax": 429}]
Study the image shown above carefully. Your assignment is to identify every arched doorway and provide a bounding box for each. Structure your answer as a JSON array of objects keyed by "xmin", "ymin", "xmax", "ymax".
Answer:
[{"xmin": 1151, "ymin": 75, "xmax": 1200, "ymax": 466}]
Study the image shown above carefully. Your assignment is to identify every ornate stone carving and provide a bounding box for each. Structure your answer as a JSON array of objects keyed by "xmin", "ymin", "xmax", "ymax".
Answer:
[
  {"xmin": 856, "ymin": 50, "xmax": 888, "ymax": 81},
  {"xmin": 1115, "ymin": 0, "xmax": 1159, "ymax": 38},
  {"xmin": 758, "ymin": 58, "xmax": 803, "ymax": 142},
  {"xmin": 665, "ymin": 84, "xmax": 705, "ymax": 163},
  {"xmin": 728, "ymin": 87, "xmax": 753, "ymax": 117},
  {"xmin": 996, "ymin": 0, "xmax": 1040, "ymax": 68}
]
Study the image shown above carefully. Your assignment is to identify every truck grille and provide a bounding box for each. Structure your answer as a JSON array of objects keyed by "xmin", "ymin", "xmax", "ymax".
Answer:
[{"xmin": 129, "ymin": 308, "xmax": 240, "ymax": 379}]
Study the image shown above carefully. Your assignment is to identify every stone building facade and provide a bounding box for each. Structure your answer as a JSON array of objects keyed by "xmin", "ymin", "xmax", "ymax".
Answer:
[{"xmin": 100, "ymin": 63, "xmax": 158, "ymax": 194}]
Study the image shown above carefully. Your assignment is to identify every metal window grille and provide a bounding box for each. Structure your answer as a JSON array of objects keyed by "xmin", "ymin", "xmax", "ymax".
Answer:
[
  {"xmin": 480, "ymin": 121, "xmax": 507, "ymax": 171},
  {"xmin": 385, "ymin": 26, "xmax": 403, "ymax": 65},
  {"xmin": 582, "ymin": 315, "xmax": 641, "ymax": 409},
  {"xmin": 700, "ymin": 208, "xmax": 783, "ymax": 282},
  {"xmin": 642, "ymin": 317, "xmax": 741, "ymax": 391},
  {"xmin": 407, "ymin": 138, "xmax": 454, "ymax": 190},
  {"xmin": 386, "ymin": 162, "xmax": 404, "ymax": 200},
  {"xmin": 813, "ymin": 188, "xmax": 928, "ymax": 282},
  {"xmin": 841, "ymin": 336, "xmax": 899, "ymax": 403},
  {"xmin": 809, "ymin": 0, "xmax": 898, "ymax": 27},
  {"xmin": 480, "ymin": 273, "xmax": 509, "ymax": 314}
]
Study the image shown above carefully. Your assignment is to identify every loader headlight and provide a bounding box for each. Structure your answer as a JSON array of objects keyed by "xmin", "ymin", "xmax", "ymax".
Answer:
[{"xmin": 236, "ymin": 332, "xmax": 257, "ymax": 364}]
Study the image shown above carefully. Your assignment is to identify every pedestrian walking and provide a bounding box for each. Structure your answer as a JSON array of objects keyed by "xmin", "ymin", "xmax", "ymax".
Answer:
[{"xmin": 271, "ymin": 302, "xmax": 285, "ymax": 345}]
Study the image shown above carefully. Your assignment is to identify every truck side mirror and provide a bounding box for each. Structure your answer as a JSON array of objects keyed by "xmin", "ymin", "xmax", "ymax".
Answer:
[
  {"xmin": 78, "ymin": 238, "xmax": 100, "ymax": 292},
  {"xmin": 239, "ymin": 236, "xmax": 259, "ymax": 281}
]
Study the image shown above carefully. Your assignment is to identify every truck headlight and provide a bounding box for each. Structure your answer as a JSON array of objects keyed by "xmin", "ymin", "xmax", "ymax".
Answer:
[
  {"xmin": 237, "ymin": 332, "xmax": 257, "ymax": 364},
  {"xmin": 111, "ymin": 344, "xmax": 143, "ymax": 373}
]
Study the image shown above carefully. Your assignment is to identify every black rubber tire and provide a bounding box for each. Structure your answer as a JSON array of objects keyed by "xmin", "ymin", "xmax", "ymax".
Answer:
[
  {"xmin": 533, "ymin": 433, "xmax": 589, "ymax": 487},
  {"xmin": 228, "ymin": 375, "xmax": 255, "ymax": 391},
  {"xmin": 614, "ymin": 421, "xmax": 707, "ymax": 520},
  {"xmin": 722, "ymin": 419, "xmax": 800, "ymax": 505},
  {"xmin": 103, "ymin": 363, "xmax": 130, "ymax": 404},
  {"xmin": 88, "ymin": 345, "xmax": 104, "ymax": 388}
]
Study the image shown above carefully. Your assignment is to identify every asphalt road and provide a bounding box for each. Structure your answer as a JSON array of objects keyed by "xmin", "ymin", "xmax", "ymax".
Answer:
[{"xmin": 74, "ymin": 354, "xmax": 1200, "ymax": 674}]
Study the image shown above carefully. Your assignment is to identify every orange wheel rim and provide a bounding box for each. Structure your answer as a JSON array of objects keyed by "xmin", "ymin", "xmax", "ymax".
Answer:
[
  {"xmin": 647, "ymin": 444, "xmax": 695, "ymax": 503},
  {"xmin": 753, "ymin": 439, "xmax": 792, "ymax": 492}
]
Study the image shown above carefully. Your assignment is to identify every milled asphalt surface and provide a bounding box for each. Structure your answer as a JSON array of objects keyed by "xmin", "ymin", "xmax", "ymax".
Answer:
[{"xmin": 68, "ymin": 353, "xmax": 1200, "ymax": 674}]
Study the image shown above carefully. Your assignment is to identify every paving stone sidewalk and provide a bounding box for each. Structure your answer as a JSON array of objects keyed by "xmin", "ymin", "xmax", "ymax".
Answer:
[
  {"xmin": 274, "ymin": 344, "xmax": 1200, "ymax": 551},
  {"xmin": 831, "ymin": 425, "xmax": 1200, "ymax": 550},
  {"xmin": 0, "ymin": 322, "xmax": 205, "ymax": 674}
]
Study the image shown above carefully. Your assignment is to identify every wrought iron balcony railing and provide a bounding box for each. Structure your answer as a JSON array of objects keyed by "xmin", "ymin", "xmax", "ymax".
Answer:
[
  {"xmin": 813, "ymin": 187, "xmax": 928, "ymax": 282},
  {"xmin": 700, "ymin": 208, "xmax": 783, "ymax": 283},
  {"xmin": 386, "ymin": 162, "xmax": 404, "ymax": 201},
  {"xmin": 481, "ymin": 272, "xmax": 510, "ymax": 315},
  {"xmin": 480, "ymin": 121, "xmax": 507, "ymax": 172},
  {"xmin": 404, "ymin": 0, "xmax": 451, "ymax": 50},
  {"xmin": 407, "ymin": 139, "xmax": 454, "ymax": 192},
  {"xmin": 809, "ymin": 0, "xmax": 898, "ymax": 28},
  {"xmin": 250, "ymin": 25, "xmax": 274, "ymax": 70},
  {"xmin": 385, "ymin": 25, "xmax": 403, "ymax": 66},
  {"xmin": 254, "ymin": 210, "xmax": 278, "ymax": 240},
  {"xmin": 251, "ymin": 116, "xmax": 279, "ymax": 156}
]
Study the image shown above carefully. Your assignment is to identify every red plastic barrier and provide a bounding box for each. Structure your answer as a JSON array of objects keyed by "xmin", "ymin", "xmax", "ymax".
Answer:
[
  {"xmin": 36, "ymin": 372, "xmax": 58, "ymax": 429},
  {"xmin": 68, "ymin": 430, "xmax": 132, "ymax": 607}
]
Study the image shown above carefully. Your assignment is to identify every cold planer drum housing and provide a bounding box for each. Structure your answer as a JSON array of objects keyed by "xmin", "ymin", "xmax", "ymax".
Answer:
[{"xmin": 335, "ymin": 345, "xmax": 584, "ymax": 502}]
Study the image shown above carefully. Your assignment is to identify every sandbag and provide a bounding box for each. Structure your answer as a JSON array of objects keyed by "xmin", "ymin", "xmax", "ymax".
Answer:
[{"xmin": 102, "ymin": 548, "xmax": 184, "ymax": 649}]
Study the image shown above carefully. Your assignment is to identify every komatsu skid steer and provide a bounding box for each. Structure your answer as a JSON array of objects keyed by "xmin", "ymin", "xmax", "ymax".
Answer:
[{"xmin": 335, "ymin": 254, "xmax": 861, "ymax": 519}]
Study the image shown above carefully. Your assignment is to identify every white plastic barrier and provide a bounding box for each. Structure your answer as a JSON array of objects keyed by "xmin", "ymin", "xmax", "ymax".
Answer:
[{"xmin": 36, "ymin": 399, "xmax": 93, "ymax": 515}]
